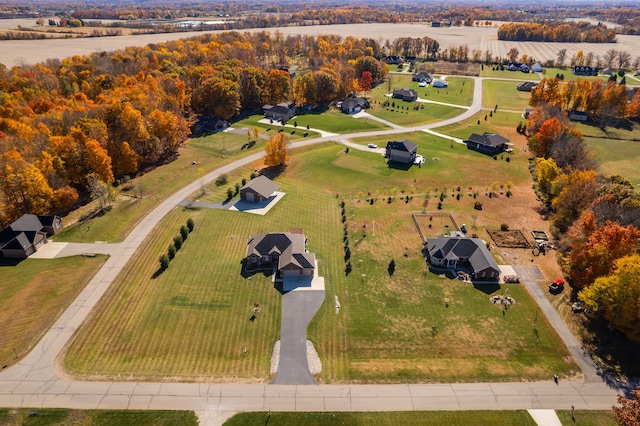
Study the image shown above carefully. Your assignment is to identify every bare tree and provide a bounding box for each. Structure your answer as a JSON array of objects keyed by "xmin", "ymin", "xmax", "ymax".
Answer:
[
  {"xmin": 604, "ymin": 49, "xmax": 618, "ymax": 69},
  {"xmin": 618, "ymin": 51, "xmax": 632, "ymax": 70},
  {"xmin": 584, "ymin": 51, "xmax": 594, "ymax": 67},
  {"xmin": 556, "ymin": 49, "xmax": 567, "ymax": 68}
]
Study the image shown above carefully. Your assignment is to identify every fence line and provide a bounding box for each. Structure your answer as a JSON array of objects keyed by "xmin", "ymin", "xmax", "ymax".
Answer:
[{"xmin": 412, "ymin": 211, "xmax": 461, "ymax": 244}]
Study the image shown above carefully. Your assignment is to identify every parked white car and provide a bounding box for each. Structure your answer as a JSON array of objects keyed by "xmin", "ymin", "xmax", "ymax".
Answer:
[
  {"xmin": 418, "ymin": 81, "xmax": 427, "ymax": 87},
  {"xmin": 367, "ymin": 143, "xmax": 377, "ymax": 149}
]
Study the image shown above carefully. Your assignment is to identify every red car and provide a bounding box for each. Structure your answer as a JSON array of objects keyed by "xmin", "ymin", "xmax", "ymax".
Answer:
[{"xmin": 549, "ymin": 279, "xmax": 565, "ymax": 295}]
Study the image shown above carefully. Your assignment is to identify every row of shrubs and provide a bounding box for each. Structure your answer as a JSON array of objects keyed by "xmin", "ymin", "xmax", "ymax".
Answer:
[
  {"xmin": 159, "ymin": 218, "xmax": 195, "ymax": 270},
  {"xmin": 340, "ymin": 200, "xmax": 353, "ymax": 275}
]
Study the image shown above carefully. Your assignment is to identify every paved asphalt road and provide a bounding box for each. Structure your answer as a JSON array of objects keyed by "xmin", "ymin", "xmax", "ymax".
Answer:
[{"xmin": 0, "ymin": 76, "xmax": 625, "ymax": 422}]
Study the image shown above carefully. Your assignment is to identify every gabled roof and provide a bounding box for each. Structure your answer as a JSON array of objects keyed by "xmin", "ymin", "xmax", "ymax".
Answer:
[
  {"xmin": 10, "ymin": 214, "xmax": 44, "ymax": 232},
  {"xmin": 2, "ymin": 232, "xmax": 32, "ymax": 250},
  {"xmin": 342, "ymin": 97, "xmax": 368, "ymax": 110},
  {"xmin": 426, "ymin": 237, "xmax": 499, "ymax": 274},
  {"xmin": 393, "ymin": 88, "xmax": 418, "ymax": 98},
  {"xmin": 412, "ymin": 72, "xmax": 433, "ymax": 82},
  {"xmin": 240, "ymin": 175, "xmax": 279, "ymax": 199},
  {"xmin": 466, "ymin": 132, "xmax": 508, "ymax": 148},
  {"xmin": 386, "ymin": 139, "xmax": 418, "ymax": 153},
  {"xmin": 246, "ymin": 232, "xmax": 305, "ymax": 258}
]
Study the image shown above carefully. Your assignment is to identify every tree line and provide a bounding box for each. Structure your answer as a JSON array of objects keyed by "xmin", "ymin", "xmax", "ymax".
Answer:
[
  {"xmin": 498, "ymin": 22, "xmax": 617, "ymax": 43},
  {"xmin": 526, "ymin": 100, "xmax": 640, "ymax": 343},
  {"xmin": 0, "ymin": 31, "xmax": 393, "ymax": 227}
]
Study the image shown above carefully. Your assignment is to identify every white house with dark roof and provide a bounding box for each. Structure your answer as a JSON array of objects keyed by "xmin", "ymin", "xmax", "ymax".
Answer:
[
  {"xmin": 424, "ymin": 237, "xmax": 500, "ymax": 282},
  {"xmin": 239, "ymin": 175, "xmax": 279, "ymax": 203}
]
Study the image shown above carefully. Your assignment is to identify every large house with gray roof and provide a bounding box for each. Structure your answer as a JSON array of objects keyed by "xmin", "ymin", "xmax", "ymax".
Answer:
[
  {"xmin": 464, "ymin": 132, "xmax": 509, "ymax": 156},
  {"xmin": 0, "ymin": 214, "xmax": 62, "ymax": 259},
  {"xmin": 245, "ymin": 231, "xmax": 315, "ymax": 278},
  {"xmin": 424, "ymin": 237, "xmax": 500, "ymax": 281},
  {"xmin": 385, "ymin": 139, "xmax": 418, "ymax": 164}
]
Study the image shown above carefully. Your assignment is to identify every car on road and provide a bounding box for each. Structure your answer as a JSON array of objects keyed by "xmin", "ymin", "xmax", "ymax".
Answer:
[
  {"xmin": 549, "ymin": 279, "xmax": 565, "ymax": 295},
  {"xmin": 367, "ymin": 143, "xmax": 377, "ymax": 149}
]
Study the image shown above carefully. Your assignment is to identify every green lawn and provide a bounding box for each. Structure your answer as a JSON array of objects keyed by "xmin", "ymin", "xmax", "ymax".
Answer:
[
  {"xmin": 0, "ymin": 255, "xmax": 106, "ymax": 368},
  {"xmin": 483, "ymin": 79, "xmax": 533, "ymax": 111},
  {"xmin": 556, "ymin": 410, "xmax": 616, "ymax": 426},
  {"xmin": 64, "ymin": 141, "xmax": 577, "ymax": 383},
  {"xmin": 584, "ymin": 137, "xmax": 640, "ymax": 185},
  {"xmin": 232, "ymin": 114, "xmax": 321, "ymax": 140},
  {"xmin": 541, "ymin": 67, "xmax": 607, "ymax": 82},
  {"xmin": 480, "ymin": 67, "xmax": 540, "ymax": 81},
  {"xmin": 433, "ymin": 111, "xmax": 529, "ymax": 149},
  {"xmin": 423, "ymin": 77, "xmax": 475, "ymax": 106},
  {"xmin": 224, "ymin": 411, "xmax": 538, "ymax": 426},
  {"xmin": 288, "ymin": 109, "xmax": 391, "ymax": 133},
  {"xmin": 370, "ymin": 103, "xmax": 464, "ymax": 126},
  {"xmin": 0, "ymin": 408, "xmax": 197, "ymax": 425}
]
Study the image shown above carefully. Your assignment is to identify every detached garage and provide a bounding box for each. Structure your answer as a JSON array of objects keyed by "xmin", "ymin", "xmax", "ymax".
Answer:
[{"xmin": 239, "ymin": 176, "xmax": 279, "ymax": 203}]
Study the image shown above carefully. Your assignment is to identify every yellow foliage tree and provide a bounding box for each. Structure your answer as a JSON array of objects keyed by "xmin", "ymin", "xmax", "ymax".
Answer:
[
  {"xmin": 579, "ymin": 254, "xmax": 640, "ymax": 342},
  {"xmin": 263, "ymin": 132, "xmax": 289, "ymax": 167}
]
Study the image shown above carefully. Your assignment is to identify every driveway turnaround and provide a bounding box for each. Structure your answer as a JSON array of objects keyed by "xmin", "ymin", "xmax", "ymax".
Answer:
[{"xmin": 0, "ymin": 76, "xmax": 624, "ymax": 419}]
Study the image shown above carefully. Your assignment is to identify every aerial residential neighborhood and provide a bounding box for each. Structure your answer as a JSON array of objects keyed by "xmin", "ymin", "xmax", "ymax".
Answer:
[{"xmin": 1, "ymin": 1, "xmax": 640, "ymax": 425}]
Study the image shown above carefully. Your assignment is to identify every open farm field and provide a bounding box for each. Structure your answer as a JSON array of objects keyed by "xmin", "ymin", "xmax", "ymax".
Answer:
[
  {"xmin": 483, "ymin": 79, "xmax": 533, "ymax": 111},
  {"xmin": 64, "ymin": 140, "xmax": 575, "ymax": 383},
  {"xmin": 55, "ymin": 130, "xmax": 267, "ymax": 243},
  {"xmin": 0, "ymin": 255, "xmax": 106, "ymax": 368},
  {"xmin": 4, "ymin": 22, "xmax": 640, "ymax": 70}
]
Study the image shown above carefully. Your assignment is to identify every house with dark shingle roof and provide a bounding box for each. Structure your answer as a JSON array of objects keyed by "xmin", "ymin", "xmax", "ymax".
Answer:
[
  {"xmin": 385, "ymin": 139, "xmax": 418, "ymax": 164},
  {"xmin": 263, "ymin": 103, "xmax": 296, "ymax": 122},
  {"xmin": 412, "ymin": 72, "xmax": 433, "ymax": 83},
  {"xmin": 245, "ymin": 231, "xmax": 315, "ymax": 277},
  {"xmin": 464, "ymin": 132, "xmax": 509, "ymax": 156},
  {"xmin": 392, "ymin": 88, "xmax": 418, "ymax": 102},
  {"xmin": 424, "ymin": 237, "xmax": 500, "ymax": 281},
  {"xmin": 340, "ymin": 97, "xmax": 369, "ymax": 114},
  {"xmin": 0, "ymin": 214, "xmax": 62, "ymax": 259},
  {"xmin": 517, "ymin": 81, "xmax": 538, "ymax": 92},
  {"xmin": 239, "ymin": 175, "xmax": 279, "ymax": 203}
]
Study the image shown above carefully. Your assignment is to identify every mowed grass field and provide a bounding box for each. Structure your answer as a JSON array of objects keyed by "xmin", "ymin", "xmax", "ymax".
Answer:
[
  {"xmin": 483, "ymin": 79, "xmax": 533, "ymax": 111},
  {"xmin": 64, "ymin": 139, "xmax": 576, "ymax": 383},
  {"xmin": 0, "ymin": 256, "xmax": 106, "ymax": 367},
  {"xmin": 224, "ymin": 410, "xmax": 538, "ymax": 426},
  {"xmin": 0, "ymin": 408, "xmax": 197, "ymax": 425},
  {"xmin": 480, "ymin": 67, "xmax": 540, "ymax": 81},
  {"xmin": 434, "ymin": 111, "xmax": 529, "ymax": 150},
  {"xmin": 585, "ymin": 137, "xmax": 640, "ymax": 185}
]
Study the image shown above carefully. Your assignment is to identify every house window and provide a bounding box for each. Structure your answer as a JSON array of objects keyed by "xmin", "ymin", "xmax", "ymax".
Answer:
[{"xmin": 481, "ymin": 271, "xmax": 485, "ymax": 277}]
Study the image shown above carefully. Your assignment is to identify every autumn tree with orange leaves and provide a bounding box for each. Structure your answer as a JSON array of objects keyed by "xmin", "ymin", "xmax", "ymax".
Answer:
[
  {"xmin": 263, "ymin": 132, "xmax": 289, "ymax": 168},
  {"xmin": 614, "ymin": 385, "xmax": 640, "ymax": 425}
]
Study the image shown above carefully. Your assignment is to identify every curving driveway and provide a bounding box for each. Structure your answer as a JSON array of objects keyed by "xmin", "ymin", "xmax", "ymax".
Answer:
[{"xmin": 0, "ymin": 75, "xmax": 624, "ymax": 420}]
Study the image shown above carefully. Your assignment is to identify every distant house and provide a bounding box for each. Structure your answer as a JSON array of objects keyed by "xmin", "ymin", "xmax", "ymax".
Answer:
[
  {"xmin": 569, "ymin": 110, "xmax": 588, "ymax": 122},
  {"xmin": 464, "ymin": 132, "xmax": 509, "ymax": 156},
  {"xmin": 190, "ymin": 116, "xmax": 229, "ymax": 135},
  {"xmin": 245, "ymin": 231, "xmax": 315, "ymax": 277},
  {"xmin": 412, "ymin": 72, "xmax": 433, "ymax": 83},
  {"xmin": 384, "ymin": 55, "xmax": 404, "ymax": 65},
  {"xmin": 0, "ymin": 214, "xmax": 62, "ymax": 259},
  {"xmin": 432, "ymin": 79, "xmax": 448, "ymax": 88},
  {"xmin": 341, "ymin": 97, "xmax": 369, "ymax": 114},
  {"xmin": 385, "ymin": 139, "xmax": 418, "ymax": 164},
  {"xmin": 532, "ymin": 63, "xmax": 543, "ymax": 73},
  {"xmin": 517, "ymin": 81, "xmax": 538, "ymax": 92},
  {"xmin": 392, "ymin": 88, "xmax": 418, "ymax": 101},
  {"xmin": 573, "ymin": 66, "xmax": 599, "ymax": 76},
  {"xmin": 239, "ymin": 175, "xmax": 279, "ymax": 203},
  {"xmin": 431, "ymin": 21, "xmax": 441, "ymax": 27},
  {"xmin": 279, "ymin": 67, "xmax": 296, "ymax": 78},
  {"xmin": 508, "ymin": 63, "xmax": 530, "ymax": 73},
  {"xmin": 424, "ymin": 237, "xmax": 500, "ymax": 281},
  {"xmin": 523, "ymin": 108, "xmax": 533, "ymax": 119},
  {"xmin": 263, "ymin": 103, "xmax": 296, "ymax": 122},
  {"xmin": 602, "ymin": 68, "xmax": 612, "ymax": 76}
]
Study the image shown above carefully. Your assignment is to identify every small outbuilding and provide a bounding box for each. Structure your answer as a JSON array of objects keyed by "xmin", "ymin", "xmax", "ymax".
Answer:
[
  {"xmin": 532, "ymin": 63, "xmax": 543, "ymax": 73},
  {"xmin": 569, "ymin": 110, "xmax": 588, "ymax": 122},
  {"xmin": 239, "ymin": 175, "xmax": 279, "ymax": 203},
  {"xmin": 432, "ymin": 79, "xmax": 448, "ymax": 88},
  {"xmin": 385, "ymin": 139, "xmax": 418, "ymax": 164}
]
